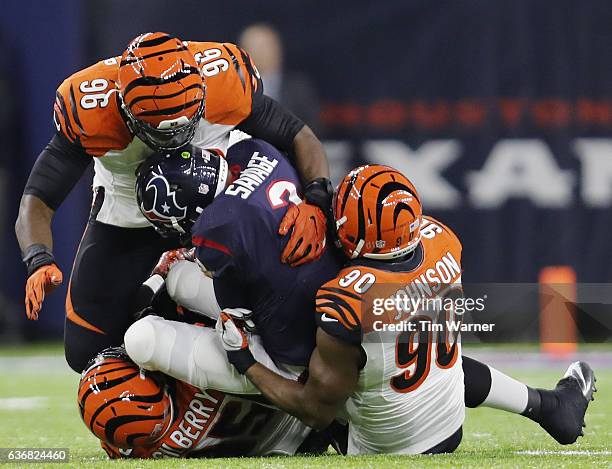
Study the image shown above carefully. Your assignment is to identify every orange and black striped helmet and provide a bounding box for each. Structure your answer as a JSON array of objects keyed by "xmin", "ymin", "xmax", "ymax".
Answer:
[
  {"xmin": 77, "ymin": 348, "xmax": 173, "ymax": 449},
  {"xmin": 333, "ymin": 165, "xmax": 422, "ymax": 259},
  {"xmin": 118, "ymin": 32, "xmax": 204, "ymax": 152}
]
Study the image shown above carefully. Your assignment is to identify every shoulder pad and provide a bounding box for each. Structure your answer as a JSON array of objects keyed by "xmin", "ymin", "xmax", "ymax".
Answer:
[
  {"xmin": 187, "ymin": 41, "xmax": 262, "ymax": 126},
  {"xmin": 420, "ymin": 216, "xmax": 462, "ymax": 261},
  {"xmin": 315, "ymin": 270, "xmax": 369, "ymax": 331},
  {"xmin": 53, "ymin": 58, "xmax": 130, "ymax": 156}
]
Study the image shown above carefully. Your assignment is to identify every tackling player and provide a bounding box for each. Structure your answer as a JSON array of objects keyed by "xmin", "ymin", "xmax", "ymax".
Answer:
[
  {"xmin": 78, "ymin": 347, "xmax": 333, "ymax": 459},
  {"xmin": 219, "ymin": 165, "xmax": 465, "ymax": 454},
  {"xmin": 131, "ymin": 141, "xmax": 596, "ymax": 450},
  {"xmin": 216, "ymin": 165, "xmax": 598, "ymax": 453},
  {"xmin": 15, "ymin": 32, "xmax": 332, "ymax": 373}
]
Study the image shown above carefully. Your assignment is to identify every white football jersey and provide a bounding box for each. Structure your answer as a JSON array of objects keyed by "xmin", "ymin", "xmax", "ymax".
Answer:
[
  {"xmin": 52, "ymin": 40, "xmax": 261, "ymax": 228},
  {"xmin": 345, "ymin": 337, "xmax": 464, "ymax": 454},
  {"xmin": 92, "ymin": 121, "xmax": 235, "ymax": 228},
  {"xmin": 315, "ymin": 216, "xmax": 465, "ymax": 454}
]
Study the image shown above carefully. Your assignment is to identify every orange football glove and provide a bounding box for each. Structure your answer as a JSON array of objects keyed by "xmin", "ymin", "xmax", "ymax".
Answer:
[
  {"xmin": 25, "ymin": 263, "xmax": 63, "ymax": 320},
  {"xmin": 279, "ymin": 202, "xmax": 327, "ymax": 267}
]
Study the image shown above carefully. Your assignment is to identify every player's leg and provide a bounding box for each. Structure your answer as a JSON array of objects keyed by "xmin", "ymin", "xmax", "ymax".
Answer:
[
  {"xmin": 124, "ymin": 315, "xmax": 296, "ymax": 394},
  {"xmin": 64, "ymin": 194, "xmax": 178, "ymax": 372},
  {"xmin": 463, "ymin": 355, "xmax": 596, "ymax": 444},
  {"xmin": 165, "ymin": 260, "xmax": 221, "ymax": 320},
  {"xmin": 422, "ymin": 427, "xmax": 462, "ymax": 454}
]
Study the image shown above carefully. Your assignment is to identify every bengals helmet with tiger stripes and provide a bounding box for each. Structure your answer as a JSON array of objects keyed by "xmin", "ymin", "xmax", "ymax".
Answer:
[
  {"xmin": 333, "ymin": 165, "xmax": 422, "ymax": 260},
  {"xmin": 118, "ymin": 32, "xmax": 205, "ymax": 152},
  {"xmin": 78, "ymin": 348, "xmax": 173, "ymax": 449}
]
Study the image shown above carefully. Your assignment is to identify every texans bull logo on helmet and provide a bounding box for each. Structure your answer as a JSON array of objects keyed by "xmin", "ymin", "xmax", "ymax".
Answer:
[{"xmin": 140, "ymin": 169, "xmax": 187, "ymax": 225}]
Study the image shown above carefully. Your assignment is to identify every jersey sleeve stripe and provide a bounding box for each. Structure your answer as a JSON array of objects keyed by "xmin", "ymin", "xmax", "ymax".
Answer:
[
  {"xmin": 316, "ymin": 294, "xmax": 359, "ymax": 327},
  {"xmin": 55, "ymin": 91, "xmax": 77, "ymax": 142},
  {"xmin": 318, "ymin": 286, "xmax": 363, "ymax": 301},
  {"xmin": 222, "ymin": 44, "xmax": 247, "ymax": 92},
  {"xmin": 317, "ymin": 294, "xmax": 360, "ymax": 324},
  {"xmin": 237, "ymin": 47, "xmax": 262, "ymax": 96},
  {"xmin": 192, "ymin": 236, "xmax": 233, "ymax": 257},
  {"xmin": 68, "ymin": 84, "xmax": 88, "ymax": 136},
  {"xmin": 316, "ymin": 301, "xmax": 356, "ymax": 330}
]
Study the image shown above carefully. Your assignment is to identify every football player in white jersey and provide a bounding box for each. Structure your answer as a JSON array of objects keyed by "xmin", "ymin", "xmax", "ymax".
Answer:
[
  {"xmin": 217, "ymin": 165, "xmax": 464, "ymax": 454},
  {"xmin": 214, "ymin": 165, "xmax": 597, "ymax": 454},
  {"xmin": 78, "ymin": 347, "xmax": 336, "ymax": 459},
  {"xmin": 16, "ymin": 32, "xmax": 332, "ymax": 374}
]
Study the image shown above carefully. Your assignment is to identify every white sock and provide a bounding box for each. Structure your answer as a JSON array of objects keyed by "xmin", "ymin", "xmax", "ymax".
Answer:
[{"xmin": 482, "ymin": 365, "xmax": 529, "ymax": 413}]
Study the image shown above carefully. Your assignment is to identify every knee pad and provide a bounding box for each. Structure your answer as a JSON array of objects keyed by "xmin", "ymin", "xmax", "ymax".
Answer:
[
  {"xmin": 124, "ymin": 316, "xmax": 163, "ymax": 369},
  {"xmin": 166, "ymin": 261, "xmax": 221, "ymax": 319}
]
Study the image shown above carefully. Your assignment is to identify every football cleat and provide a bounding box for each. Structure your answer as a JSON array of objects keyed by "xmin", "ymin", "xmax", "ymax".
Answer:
[{"xmin": 537, "ymin": 361, "xmax": 596, "ymax": 444}]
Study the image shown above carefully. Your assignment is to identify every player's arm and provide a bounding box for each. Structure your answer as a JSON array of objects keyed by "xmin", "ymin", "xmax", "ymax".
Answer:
[
  {"xmin": 247, "ymin": 328, "xmax": 359, "ymax": 429},
  {"xmin": 15, "ymin": 133, "xmax": 92, "ymax": 319},
  {"xmin": 239, "ymin": 95, "xmax": 332, "ymax": 266},
  {"xmin": 238, "ymin": 94, "xmax": 329, "ymax": 181},
  {"xmin": 217, "ymin": 309, "xmax": 360, "ymax": 429},
  {"xmin": 231, "ymin": 45, "xmax": 331, "ymax": 267}
]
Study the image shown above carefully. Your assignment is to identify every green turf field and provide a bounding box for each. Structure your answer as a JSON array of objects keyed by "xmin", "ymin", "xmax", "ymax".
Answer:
[{"xmin": 0, "ymin": 344, "xmax": 610, "ymax": 468}]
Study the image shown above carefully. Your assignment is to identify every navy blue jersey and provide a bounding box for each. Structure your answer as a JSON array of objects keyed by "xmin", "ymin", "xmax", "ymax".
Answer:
[{"xmin": 192, "ymin": 139, "xmax": 342, "ymax": 366}]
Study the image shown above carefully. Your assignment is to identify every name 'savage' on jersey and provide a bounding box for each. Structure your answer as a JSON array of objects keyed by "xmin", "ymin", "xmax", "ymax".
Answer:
[
  {"xmin": 191, "ymin": 138, "xmax": 341, "ymax": 367},
  {"xmin": 315, "ymin": 216, "xmax": 465, "ymax": 454},
  {"xmin": 225, "ymin": 152, "xmax": 279, "ymax": 199},
  {"xmin": 53, "ymin": 41, "xmax": 261, "ymax": 228}
]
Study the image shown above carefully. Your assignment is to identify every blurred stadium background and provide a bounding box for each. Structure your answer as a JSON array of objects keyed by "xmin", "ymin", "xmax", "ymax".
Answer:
[
  {"xmin": 0, "ymin": 1, "xmax": 611, "ymax": 466},
  {"xmin": 2, "ymin": 0, "xmax": 612, "ymax": 344}
]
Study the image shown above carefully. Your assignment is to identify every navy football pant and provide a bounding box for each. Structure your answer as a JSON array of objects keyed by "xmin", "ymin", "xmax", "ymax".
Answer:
[{"xmin": 64, "ymin": 189, "xmax": 179, "ymax": 372}]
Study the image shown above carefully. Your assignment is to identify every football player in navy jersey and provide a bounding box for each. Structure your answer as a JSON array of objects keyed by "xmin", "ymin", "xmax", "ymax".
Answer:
[{"xmin": 124, "ymin": 138, "xmax": 342, "ymax": 393}]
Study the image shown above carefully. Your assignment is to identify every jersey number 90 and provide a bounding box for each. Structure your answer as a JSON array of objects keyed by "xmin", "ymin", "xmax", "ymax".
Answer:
[{"xmin": 390, "ymin": 292, "xmax": 461, "ymax": 393}]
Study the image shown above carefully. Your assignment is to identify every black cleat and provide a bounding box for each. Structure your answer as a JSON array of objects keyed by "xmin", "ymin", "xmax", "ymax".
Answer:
[{"xmin": 537, "ymin": 361, "xmax": 596, "ymax": 445}]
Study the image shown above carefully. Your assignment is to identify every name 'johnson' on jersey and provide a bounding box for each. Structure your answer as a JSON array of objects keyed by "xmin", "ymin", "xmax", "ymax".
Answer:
[
  {"xmin": 315, "ymin": 216, "xmax": 465, "ymax": 455},
  {"xmin": 52, "ymin": 40, "xmax": 262, "ymax": 228}
]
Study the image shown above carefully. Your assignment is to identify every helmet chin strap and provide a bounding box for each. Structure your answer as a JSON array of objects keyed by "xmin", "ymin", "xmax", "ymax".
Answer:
[
  {"xmin": 352, "ymin": 239, "xmax": 365, "ymax": 259},
  {"xmin": 170, "ymin": 217, "xmax": 185, "ymax": 234},
  {"xmin": 214, "ymin": 157, "xmax": 229, "ymax": 198}
]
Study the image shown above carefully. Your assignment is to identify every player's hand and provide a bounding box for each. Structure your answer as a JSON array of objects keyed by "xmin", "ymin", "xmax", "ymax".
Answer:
[
  {"xmin": 152, "ymin": 248, "xmax": 194, "ymax": 278},
  {"xmin": 216, "ymin": 308, "xmax": 256, "ymax": 374},
  {"xmin": 279, "ymin": 202, "xmax": 327, "ymax": 267},
  {"xmin": 25, "ymin": 263, "xmax": 63, "ymax": 320}
]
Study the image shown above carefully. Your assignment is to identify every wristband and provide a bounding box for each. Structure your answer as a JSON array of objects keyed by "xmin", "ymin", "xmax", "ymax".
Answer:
[
  {"xmin": 227, "ymin": 349, "xmax": 257, "ymax": 374},
  {"xmin": 303, "ymin": 177, "xmax": 333, "ymax": 213},
  {"xmin": 22, "ymin": 244, "xmax": 55, "ymax": 277},
  {"xmin": 133, "ymin": 274, "xmax": 166, "ymax": 319}
]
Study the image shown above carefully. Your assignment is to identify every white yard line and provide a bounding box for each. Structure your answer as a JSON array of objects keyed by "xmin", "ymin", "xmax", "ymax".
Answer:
[
  {"xmin": 515, "ymin": 450, "xmax": 612, "ymax": 456},
  {"xmin": 0, "ymin": 397, "xmax": 48, "ymax": 410},
  {"xmin": 462, "ymin": 350, "xmax": 612, "ymax": 369},
  {"xmin": 0, "ymin": 355, "xmax": 71, "ymax": 374}
]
